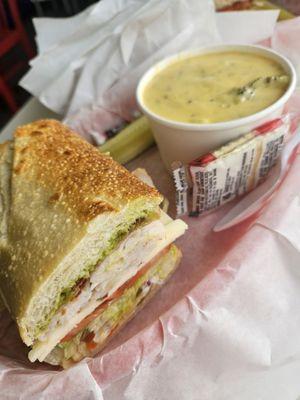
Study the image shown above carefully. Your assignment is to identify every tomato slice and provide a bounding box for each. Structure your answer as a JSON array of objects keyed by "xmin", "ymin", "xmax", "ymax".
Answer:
[
  {"xmin": 86, "ymin": 340, "xmax": 98, "ymax": 351},
  {"xmin": 61, "ymin": 245, "xmax": 170, "ymax": 342}
]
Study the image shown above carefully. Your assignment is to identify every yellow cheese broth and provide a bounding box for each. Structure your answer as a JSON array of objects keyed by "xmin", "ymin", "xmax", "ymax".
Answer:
[{"xmin": 143, "ymin": 52, "xmax": 289, "ymax": 123}]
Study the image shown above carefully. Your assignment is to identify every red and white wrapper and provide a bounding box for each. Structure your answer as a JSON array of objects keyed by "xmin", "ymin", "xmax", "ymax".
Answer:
[
  {"xmin": 189, "ymin": 118, "xmax": 289, "ymax": 216},
  {"xmin": 172, "ymin": 161, "xmax": 189, "ymax": 216},
  {"xmin": 172, "ymin": 118, "xmax": 290, "ymax": 217}
]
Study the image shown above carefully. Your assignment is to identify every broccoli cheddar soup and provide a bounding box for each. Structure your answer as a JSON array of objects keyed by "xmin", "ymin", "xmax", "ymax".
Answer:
[{"xmin": 143, "ymin": 51, "xmax": 290, "ymax": 124}]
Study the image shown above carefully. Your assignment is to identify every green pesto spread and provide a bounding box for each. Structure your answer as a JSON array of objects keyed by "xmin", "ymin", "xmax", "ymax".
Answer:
[{"xmin": 33, "ymin": 210, "xmax": 156, "ymax": 338}]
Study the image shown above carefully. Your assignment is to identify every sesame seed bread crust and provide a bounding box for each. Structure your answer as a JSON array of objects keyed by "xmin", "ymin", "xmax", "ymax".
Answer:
[
  {"xmin": 0, "ymin": 120, "xmax": 162, "ymax": 345},
  {"xmin": 14, "ymin": 120, "xmax": 160, "ymax": 221}
]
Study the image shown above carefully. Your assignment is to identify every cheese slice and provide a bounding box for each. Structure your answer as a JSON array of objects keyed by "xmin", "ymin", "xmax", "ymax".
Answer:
[{"xmin": 29, "ymin": 215, "xmax": 187, "ymax": 362}]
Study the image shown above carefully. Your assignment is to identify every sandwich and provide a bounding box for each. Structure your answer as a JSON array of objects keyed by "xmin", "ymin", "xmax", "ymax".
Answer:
[
  {"xmin": 214, "ymin": 0, "xmax": 252, "ymax": 10},
  {"xmin": 0, "ymin": 120, "xmax": 187, "ymax": 368}
]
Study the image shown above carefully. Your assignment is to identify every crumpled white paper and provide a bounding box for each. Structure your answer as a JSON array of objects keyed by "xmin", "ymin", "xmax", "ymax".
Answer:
[
  {"xmin": 20, "ymin": 0, "xmax": 220, "ymax": 119},
  {"xmin": 271, "ymin": 16, "xmax": 300, "ymax": 82}
]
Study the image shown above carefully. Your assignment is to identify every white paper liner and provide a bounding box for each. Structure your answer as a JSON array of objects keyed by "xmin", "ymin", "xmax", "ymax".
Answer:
[{"xmin": 2, "ymin": 8, "xmax": 300, "ymax": 400}]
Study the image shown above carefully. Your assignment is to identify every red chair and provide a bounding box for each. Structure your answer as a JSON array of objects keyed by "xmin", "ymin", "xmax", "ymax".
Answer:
[{"xmin": 0, "ymin": 1, "xmax": 34, "ymax": 113}]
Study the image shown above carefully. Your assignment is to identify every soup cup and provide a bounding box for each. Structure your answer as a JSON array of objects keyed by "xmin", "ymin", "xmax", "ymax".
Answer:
[{"xmin": 136, "ymin": 44, "xmax": 297, "ymax": 171}]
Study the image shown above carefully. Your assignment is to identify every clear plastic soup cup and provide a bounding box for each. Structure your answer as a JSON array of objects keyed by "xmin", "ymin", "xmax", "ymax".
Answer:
[{"xmin": 136, "ymin": 45, "xmax": 297, "ymax": 172}]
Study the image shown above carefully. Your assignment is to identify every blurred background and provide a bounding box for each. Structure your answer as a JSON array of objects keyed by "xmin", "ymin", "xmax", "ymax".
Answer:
[
  {"xmin": 0, "ymin": 0, "xmax": 98, "ymax": 129},
  {"xmin": 0, "ymin": 0, "xmax": 299, "ymax": 130}
]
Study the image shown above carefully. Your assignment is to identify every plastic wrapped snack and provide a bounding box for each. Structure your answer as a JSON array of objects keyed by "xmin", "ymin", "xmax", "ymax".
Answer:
[{"xmin": 172, "ymin": 117, "xmax": 290, "ymax": 217}]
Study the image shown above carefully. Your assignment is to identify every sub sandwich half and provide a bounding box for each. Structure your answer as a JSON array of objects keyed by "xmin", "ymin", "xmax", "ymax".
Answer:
[{"xmin": 0, "ymin": 120, "xmax": 187, "ymax": 368}]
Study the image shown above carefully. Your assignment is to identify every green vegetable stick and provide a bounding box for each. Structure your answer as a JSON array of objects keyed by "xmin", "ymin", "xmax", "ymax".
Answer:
[{"xmin": 99, "ymin": 116, "xmax": 155, "ymax": 165}]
